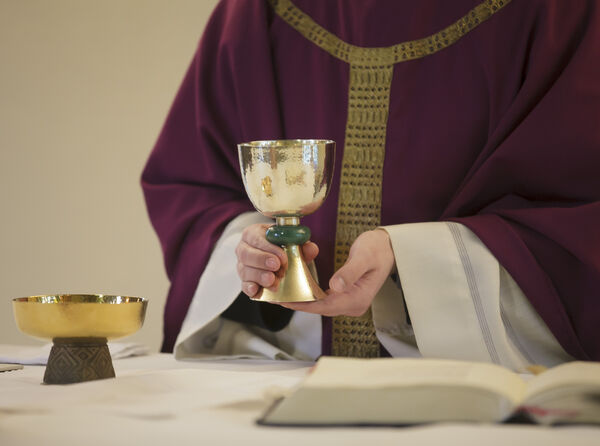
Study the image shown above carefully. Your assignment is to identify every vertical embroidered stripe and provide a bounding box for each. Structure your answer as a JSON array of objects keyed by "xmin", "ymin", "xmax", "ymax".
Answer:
[
  {"xmin": 447, "ymin": 222, "xmax": 501, "ymax": 364},
  {"xmin": 330, "ymin": 64, "xmax": 394, "ymax": 357},
  {"xmin": 500, "ymin": 302, "xmax": 536, "ymax": 364}
]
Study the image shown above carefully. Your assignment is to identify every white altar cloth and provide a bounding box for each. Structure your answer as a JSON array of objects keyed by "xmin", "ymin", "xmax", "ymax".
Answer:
[{"xmin": 0, "ymin": 346, "xmax": 598, "ymax": 446}]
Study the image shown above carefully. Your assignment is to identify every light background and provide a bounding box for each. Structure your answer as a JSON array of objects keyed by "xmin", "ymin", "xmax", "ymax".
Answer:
[{"xmin": 0, "ymin": 0, "xmax": 219, "ymax": 351}]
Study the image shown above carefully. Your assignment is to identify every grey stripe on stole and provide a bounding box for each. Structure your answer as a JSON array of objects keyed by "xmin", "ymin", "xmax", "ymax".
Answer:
[
  {"xmin": 446, "ymin": 222, "xmax": 501, "ymax": 364},
  {"xmin": 500, "ymin": 302, "xmax": 536, "ymax": 364}
]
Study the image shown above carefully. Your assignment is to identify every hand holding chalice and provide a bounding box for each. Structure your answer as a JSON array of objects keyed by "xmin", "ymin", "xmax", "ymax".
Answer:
[{"xmin": 238, "ymin": 139, "xmax": 335, "ymax": 302}]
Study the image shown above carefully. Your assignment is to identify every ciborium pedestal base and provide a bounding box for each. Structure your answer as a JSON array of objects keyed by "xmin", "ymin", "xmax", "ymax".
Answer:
[{"xmin": 44, "ymin": 337, "xmax": 115, "ymax": 384}]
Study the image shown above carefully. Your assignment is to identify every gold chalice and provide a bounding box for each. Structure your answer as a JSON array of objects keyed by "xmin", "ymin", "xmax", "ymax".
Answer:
[
  {"xmin": 12, "ymin": 294, "xmax": 147, "ymax": 384},
  {"xmin": 238, "ymin": 139, "xmax": 335, "ymax": 302}
]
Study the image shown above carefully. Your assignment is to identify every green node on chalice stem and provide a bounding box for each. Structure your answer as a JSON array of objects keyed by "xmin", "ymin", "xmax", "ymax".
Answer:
[
  {"xmin": 266, "ymin": 221, "xmax": 311, "ymax": 246},
  {"xmin": 261, "ymin": 216, "xmax": 325, "ymax": 302}
]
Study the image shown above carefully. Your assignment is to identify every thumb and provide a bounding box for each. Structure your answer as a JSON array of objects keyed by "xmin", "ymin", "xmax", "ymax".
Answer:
[{"xmin": 329, "ymin": 253, "xmax": 370, "ymax": 293}]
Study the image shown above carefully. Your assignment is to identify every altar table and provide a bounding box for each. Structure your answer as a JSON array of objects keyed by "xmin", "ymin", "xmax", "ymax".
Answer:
[{"xmin": 1, "ymin": 348, "xmax": 598, "ymax": 446}]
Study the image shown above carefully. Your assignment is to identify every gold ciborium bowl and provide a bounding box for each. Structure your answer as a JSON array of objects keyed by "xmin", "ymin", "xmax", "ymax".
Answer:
[
  {"xmin": 238, "ymin": 139, "xmax": 335, "ymax": 303},
  {"xmin": 12, "ymin": 294, "xmax": 147, "ymax": 384}
]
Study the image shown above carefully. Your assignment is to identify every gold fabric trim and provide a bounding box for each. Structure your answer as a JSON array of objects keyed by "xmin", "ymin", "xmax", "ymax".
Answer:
[
  {"xmin": 269, "ymin": 0, "xmax": 511, "ymax": 357},
  {"xmin": 269, "ymin": 0, "xmax": 511, "ymax": 65},
  {"xmin": 331, "ymin": 63, "xmax": 393, "ymax": 357}
]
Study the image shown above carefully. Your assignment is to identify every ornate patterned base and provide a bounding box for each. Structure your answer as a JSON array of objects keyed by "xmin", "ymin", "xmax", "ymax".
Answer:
[{"xmin": 44, "ymin": 338, "xmax": 115, "ymax": 384}]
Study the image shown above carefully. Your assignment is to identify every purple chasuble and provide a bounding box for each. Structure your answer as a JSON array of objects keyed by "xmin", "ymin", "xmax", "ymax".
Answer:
[{"xmin": 142, "ymin": 0, "xmax": 600, "ymax": 359}]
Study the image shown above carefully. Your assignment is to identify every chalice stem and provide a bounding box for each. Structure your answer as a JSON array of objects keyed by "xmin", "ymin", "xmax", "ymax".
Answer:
[{"xmin": 252, "ymin": 217, "xmax": 326, "ymax": 302}]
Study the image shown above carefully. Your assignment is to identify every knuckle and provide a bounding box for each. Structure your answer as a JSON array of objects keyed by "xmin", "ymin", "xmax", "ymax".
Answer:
[
  {"xmin": 243, "ymin": 224, "xmax": 263, "ymax": 244},
  {"xmin": 261, "ymin": 271, "xmax": 275, "ymax": 287},
  {"xmin": 241, "ymin": 226, "xmax": 253, "ymax": 242},
  {"xmin": 242, "ymin": 282, "xmax": 256, "ymax": 297},
  {"xmin": 239, "ymin": 265, "xmax": 251, "ymax": 282},
  {"xmin": 248, "ymin": 225, "xmax": 267, "ymax": 246},
  {"xmin": 238, "ymin": 247, "xmax": 249, "ymax": 264},
  {"xmin": 242, "ymin": 268, "xmax": 256, "ymax": 283}
]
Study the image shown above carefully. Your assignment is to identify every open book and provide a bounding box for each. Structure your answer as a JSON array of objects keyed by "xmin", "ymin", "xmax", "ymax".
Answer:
[{"xmin": 258, "ymin": 357, "xmax": 600, "ymax": 426}]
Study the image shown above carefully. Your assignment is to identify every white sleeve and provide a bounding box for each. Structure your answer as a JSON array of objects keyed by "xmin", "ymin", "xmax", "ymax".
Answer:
[
  {"xmin": 377, "ymin": 222, "xmax": 572, "ymax": 371},
  {"xmin": 174, "ymin": 211, "xmax": 320, "ymax": 361}
]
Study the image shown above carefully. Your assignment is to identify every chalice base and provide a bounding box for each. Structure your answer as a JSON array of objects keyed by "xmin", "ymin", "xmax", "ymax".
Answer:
[
  {"xmin": 252, "ymin": 244, "xmax": 327, "ymax": 302},
  {"xmin": 44, "ymin": 337, "xmax": 115, "ymax": 384}
]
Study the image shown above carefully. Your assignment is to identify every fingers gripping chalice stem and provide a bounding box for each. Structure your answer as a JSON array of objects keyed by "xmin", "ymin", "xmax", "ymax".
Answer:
[
  {"xmin": 238, "ymin": 140, "xmax": 335, "ymax": 302},
  {"xmin": 263, "ymin": 216, "xmax": 327, "ymax": 301}
]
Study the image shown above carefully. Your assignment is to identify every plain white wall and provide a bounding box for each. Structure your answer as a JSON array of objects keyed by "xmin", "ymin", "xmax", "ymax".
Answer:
[{"xmin": 0, "ymin": 0, "xmax": 218, "ymax": 351}]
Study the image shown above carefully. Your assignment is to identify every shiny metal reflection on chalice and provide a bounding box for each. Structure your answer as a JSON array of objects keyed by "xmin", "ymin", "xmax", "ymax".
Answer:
[
  {"xmin": 238, "ymin": 139, "xmax": 335, "ymax": 302},
  {"xmin": 12, "ymin": 294, "xmax": 147, "ymax": 384}
]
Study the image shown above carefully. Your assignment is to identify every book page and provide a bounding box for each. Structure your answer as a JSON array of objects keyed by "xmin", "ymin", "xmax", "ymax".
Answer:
[
  {"xmin": 303, "ymin": 357, "xmax": 527, "ymax": 405},
  {"xmin": 525, "ymin": 361, "xmax": 600, "ymax": 401},
  {"xmin": 520, "ymin": 362, "xmax": 600, "ymax": 425}
]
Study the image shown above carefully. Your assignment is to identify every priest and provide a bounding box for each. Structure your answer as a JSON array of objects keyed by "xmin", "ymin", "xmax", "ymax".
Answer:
[{"xmin": 142, "ymin": 0, "xmax": 600, "ymax": 369}]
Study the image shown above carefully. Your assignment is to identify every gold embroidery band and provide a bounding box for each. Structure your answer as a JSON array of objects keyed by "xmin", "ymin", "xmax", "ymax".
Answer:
[
  {"xmin": 269, "ymin": 0, "xmax": 511, "ymax": 357},
  {"xmin": 330, "ymin": 63, "xmax": 393, "ymax": 357},
  {"xmin": 269, "ymin": 0, "xmax": 511, "ymax": 65}
]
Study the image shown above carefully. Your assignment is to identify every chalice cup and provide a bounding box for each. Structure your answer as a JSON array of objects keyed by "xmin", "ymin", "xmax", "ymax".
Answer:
[
  {"xmin": 238, "ymin": 139, "xmax": 335, "ymax": 302},
  {"xmin": 12, "ymin": 294, "xmax": 147, "ymax": 384}
]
